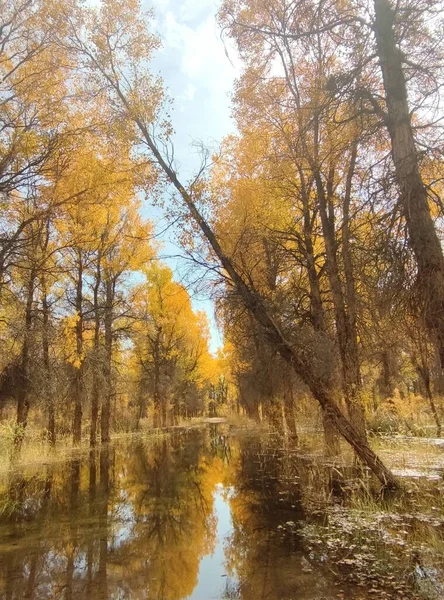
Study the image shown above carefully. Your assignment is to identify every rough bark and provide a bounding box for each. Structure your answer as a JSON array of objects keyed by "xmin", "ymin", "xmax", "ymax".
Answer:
[
  {"xmin": 322, "ymin": 407, "xmax": 342, "ymax": 457},
  {"xmin": 302, "ymin": 194, "xmax": 325, "ymax": 332},
  {"xmin": 374, "ymin": 0, "xmax": 444, "ymax": 367},
  {"xmin": 379, "ymin": 347, "xmax": 398, "ymax": 399}
]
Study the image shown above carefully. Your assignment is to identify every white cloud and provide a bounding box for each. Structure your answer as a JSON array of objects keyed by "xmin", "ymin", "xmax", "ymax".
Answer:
[
  {"xmin": 152, "ymin": 2, "xmax": 241, "ymax": 149},
  {"xmin": 163, "ymin": 9, "xmax": 239, "ymax": 85}
]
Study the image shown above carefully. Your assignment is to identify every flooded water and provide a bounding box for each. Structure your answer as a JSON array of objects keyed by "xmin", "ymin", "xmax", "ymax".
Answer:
[{"xmin": 0, "ymin": 426, "xmax": 442, "ymax": 599}]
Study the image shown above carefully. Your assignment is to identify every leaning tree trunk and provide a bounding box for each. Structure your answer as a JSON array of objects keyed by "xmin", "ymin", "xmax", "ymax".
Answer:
[
  {"xmin": 104, "ymin": 82, "xmax": 399, "ymax": 488},
  {"xmin": 374, "ymin": 0, "xmax": 444, "ymax": 368}
]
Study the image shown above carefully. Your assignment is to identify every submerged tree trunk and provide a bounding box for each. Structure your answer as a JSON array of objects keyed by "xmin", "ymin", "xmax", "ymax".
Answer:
[
  {"xmin": 374, "ymin": 0, "xmax": 444, "ymax": 368},
  {"xmin": 282, "ymin": 383, "xmax": 298, "ymax": 443}
]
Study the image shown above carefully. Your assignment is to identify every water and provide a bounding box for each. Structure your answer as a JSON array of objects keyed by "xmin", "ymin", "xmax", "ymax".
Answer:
[{"xmin": 0, "ymin": 426, "xmax": 436, "ymax": 599}]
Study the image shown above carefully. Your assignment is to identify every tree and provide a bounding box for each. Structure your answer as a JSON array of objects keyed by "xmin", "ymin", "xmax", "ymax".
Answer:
[
  {"xmin": 67, "ymin": 0, "xmax": 398, "ymax": 487},
  {"xmin": 132, "ymin": 265, "xmax": 214, "ymax": 427}
]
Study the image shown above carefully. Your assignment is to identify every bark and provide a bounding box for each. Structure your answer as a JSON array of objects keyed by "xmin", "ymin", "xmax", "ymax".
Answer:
[
  {"xmin": 322, "ymin": 407, "xmax": 341, "ymax": 457},
  {"xmin": 415, "ymin": 360, "xmax": 441, "ymax": 437},
  {"xmin": 302, "ymin": 193, "xmax": 325, "ymax": 332},
  {"xmin": 100, "ymin": 278, "xmax": 113, "ymax": 444},
  {"xmin": 72, "ymin": 252, "xmax": 83, "ymax": 445},
  {"xmin": 374, "ymin": 0, "xmax": 444, "ymax": 367},
  {"xmin": 15, "ymin": 266, "xmax": 36, "ymax": 448},
  {"xmin": 314, "ymin": 162, "xmax": 367, "ymax": 441},
  {"xmin": 42, "ymin": 277, "xmax": 55, "ymax": 446},
  {"xmin": 380, "ymin": 347, "xmax": 397, "ymax": 399},
  {"xmin": 91, "ymin": 253, "xmax": 102, "ymax": 448},
  {"xmin": 301, "ymin": 183, "xmax": 340, "ymax": 454}
]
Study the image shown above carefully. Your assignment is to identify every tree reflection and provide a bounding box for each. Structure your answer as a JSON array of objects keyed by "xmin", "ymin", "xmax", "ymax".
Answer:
[
  {"xmin": 224, "ymin": 436, "xmax": 339, "ymax": 600},
  {"xmin": 112, "ymin": 432, "xmax": 219, "ymax": 599},
  {"xmin": 0, "ymin": 431, "xmax": 220, "ymax": 599}
]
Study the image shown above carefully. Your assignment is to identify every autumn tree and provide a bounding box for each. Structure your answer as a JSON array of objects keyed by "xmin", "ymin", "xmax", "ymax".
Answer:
[
  {"xmin": 219, "ymin": 0, "xmax": 444, "ymax": 373},
  {"xmin": 132, "ymin": 264, "xmax": 214, "ymax": 427}
]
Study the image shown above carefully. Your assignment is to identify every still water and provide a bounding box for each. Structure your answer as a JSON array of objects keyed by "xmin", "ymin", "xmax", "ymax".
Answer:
[{"xmin": 0, "ymin": 426, "xmax": 371, "ymax": 599}]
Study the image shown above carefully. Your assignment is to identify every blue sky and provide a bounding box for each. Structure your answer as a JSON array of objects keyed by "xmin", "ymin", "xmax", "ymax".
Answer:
[{"xmin": 141, "ymin": 0, "xmax": 242, "ymax": 353}]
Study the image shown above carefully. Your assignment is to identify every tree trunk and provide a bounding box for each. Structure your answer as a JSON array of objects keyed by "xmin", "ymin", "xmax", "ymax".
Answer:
[
  {"xmin": 42, "ymin": 280, "xmax": 55, "ymax": 446},
  {"xmin": 301, "ymin": 186, "xmax": 342, "ymax": 455},
  {"xmin": 72, "ymin": 253, "xmax": 83, "ymax": 446},
  {"xmin": 283, "ymin": 383, "xmax": 298, "ymax": 443},
  {"xmin": 416, "ymin": 361, "xmax": 441, "ymax": 437},
  {"xmin": 152, "ymin": 328, "xmax": 163, "ymax": 428},
  {"xmin": 303, "ymin": 204, "xmax": 325, "ymax": 332},
  {"xmin": 15, "ymin": 266, "xmax": 36, "ymax": 448},
  {"xmin": 91, "ymin": 254, "xmax": 102, "ymax": 447},
  {"xmin": 380, "ymin": 347, "xmax": 397, "ymax": 399},
  {"xmin": 322, "ymin": 407, "xmax": 342, "ymax": 457},
  {"xmin": 341, "ymin": 140, "xmax": 367, "ymax": 438},
  {"xmin": 100, "ymin": 278, "xmax": 113, "ymax": 444},
  {"xmin": 314, "ymin": 164, "xmax": 367, "ymax": 442},
  {"xmin": 374, "ymin": 0, "xmax": 444, "ymax": 368}
]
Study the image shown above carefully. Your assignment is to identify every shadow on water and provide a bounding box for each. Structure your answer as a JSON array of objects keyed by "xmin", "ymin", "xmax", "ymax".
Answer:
[{"xmin": 0, "ymin": 426, "xmax": 438, "ymax": 599}]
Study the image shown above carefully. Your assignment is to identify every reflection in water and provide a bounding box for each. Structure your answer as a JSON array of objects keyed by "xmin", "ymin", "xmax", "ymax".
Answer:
[{"xmin": 0, "ymin": 428, "xmax": 363, "ymax": 599}]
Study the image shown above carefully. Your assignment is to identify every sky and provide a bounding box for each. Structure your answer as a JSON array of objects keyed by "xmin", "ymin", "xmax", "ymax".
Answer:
[{"xmin": 140, "ymin": 0, "xmax": 242, "ymax": 354}]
